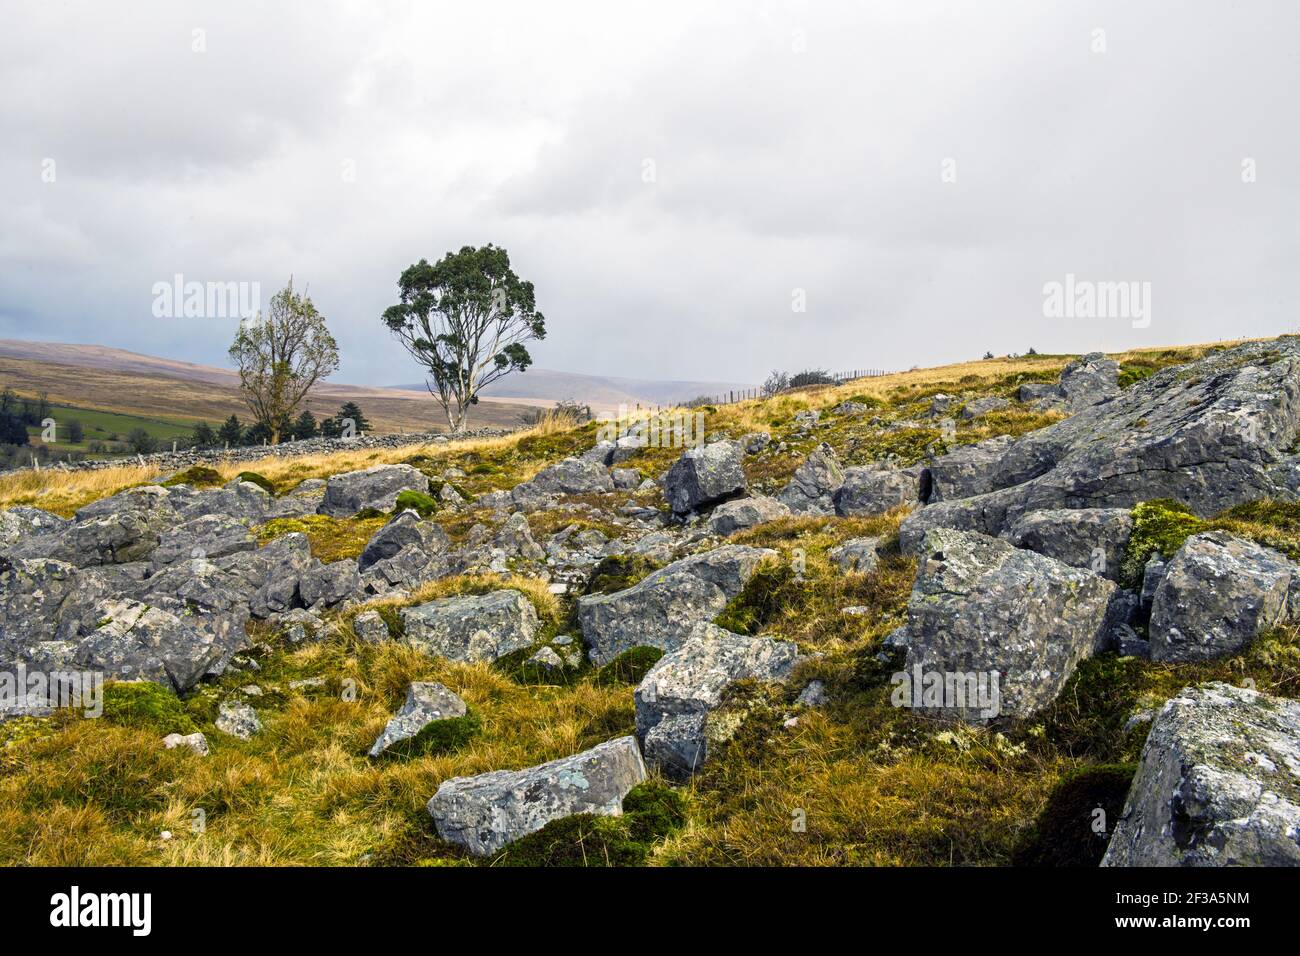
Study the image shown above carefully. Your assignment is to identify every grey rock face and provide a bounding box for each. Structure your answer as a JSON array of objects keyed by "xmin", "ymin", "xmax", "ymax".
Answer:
[
  {"xmin": 1102, "ymin": 683, "xmax": 1300, "ymax": 866},
  {"xmin": 920, "ymin": 436, "xmax": 1016, "ymax": 504},
  {"xmin": 828, "ymin": 536, "xmax": 882, "ymax": 574},
  {"xmin": 150, "ymin": 514, "xmax": 257, "ymax": 570},
  {"xmin": 368, "ymin": 681, "xmax": 467, "ymax": 757},
  {"xmin": 901, "ymin": 339, "xmax": 1300, "ymax": 551},
  {"xmin": 663, "ymin": 440, "xmax": 747, "ymax": 516},
  {"xmin": 216, "ymin": 700, "xmax": 261, "ymax": 739},
  {"xmin": 904, "ymin": 529, "xmax": 1116, "ymax": 721},
  {"xmin": 1149, "ymin": 532, "xmax": 1294, "ymax": 662},
  {"xmin": 351, "ymin": 609, "xmax": 391, "ymax": 643},
  {"xmin": 577, "ymin": 544, "xmax": 776, "ymax": 665},
  {"xmin": 427, "ymin": 736, "xmax": 648, "ymax": 856},
  {"xmin": 707, "ymin": 496, "xmax": 791, "ymax": 536},
  {"xmin": 959, "ymin": 396, "xmax": 1010, "ymax": 420},
  {"xmin": 401, "ymin": 590, "xmax": 541, "ymax": 663},
  {"xmin": 777, "ymin": 442, "xmax": 844, "ymax": 515},
  {"xmin": 300, "ymin": 560, "xmax": 362, "ymax": 609},
  {"xmin": 1005, "ymin": 508, "xmax": 1134, "ymax": 581},
  {"xmin": 611, "ymin": 468, "xmax": 641, "ymax": 490},
  {"xmin": 494, "ymin": 512, "xmax": 545, "ymax": 561},
  {"xmin": 834, "ymin": 466, "xmax": 919, "ymax": 516},
  {"xmin": 524, "ymin": 457, "xmax": 615, "ymax": 496},
  {"xmin": 635, "ymin": 622, "xmax": 797, "ymax": 778},
  {"xmin": 0, "ymin": 506, "xmax": 68, "ymax": 547},
  {"xmin": 1057, "ymin": 352, "xmax": 1121, "ymax": 411},
  {"xmin": 358, "ymin": 510, "xmax": 449, "ymax": 572},
  {"xmin": 319, "ymin": 464, "xmax": 429, "ymax": 517}
]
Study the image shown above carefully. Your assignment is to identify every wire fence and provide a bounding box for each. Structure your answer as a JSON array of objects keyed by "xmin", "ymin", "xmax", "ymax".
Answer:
[{"xmin": 681, "ymin": 368, "xmax": 893, "ymax": 409}]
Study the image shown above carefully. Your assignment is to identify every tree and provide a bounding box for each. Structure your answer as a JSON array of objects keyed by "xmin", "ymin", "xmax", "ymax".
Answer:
[
  {"xmin": 191, "ymin": 421, "xmax": 217, "ymax": 447},
  {"xmin": 291, "ymin": 410, "xmax": 318, "ymax": 441},
  {"xmin": 217, "ymin": 415, "xmax": 244, "ymax": 446},
  {"xmin": 229, "ymin": 277, "xmax": 339, "ymax": 444},
  {"xmin": 0, "ymin": 411, "xmax": 27, "ymax": 446},
  {"xmin": 382, "ymin": 244, "xmax": 545, "ymax": 432},
  {"xmin": 788, "ymin": 368, "xmax": 834, "ymax": 388},
  {"xmin": 333, "ymin": 401, "xmax": 370, "ymax": 436},
  {"xmin": 67, "ymin": 419, "xmax": 84, "ymax": 443},
  {"xmin": 126, "ymin": 428, "xmax": 157, "ymax": 454},
  {"xmin": 762, "ymin": 370, "xmax": 790, "ymax": 397}
]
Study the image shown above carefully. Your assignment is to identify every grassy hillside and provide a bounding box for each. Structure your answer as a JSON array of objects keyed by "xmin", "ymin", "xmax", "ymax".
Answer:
[{"xmin": 3, "ymin": 338, "xmax": 1295, "ymax": 867}]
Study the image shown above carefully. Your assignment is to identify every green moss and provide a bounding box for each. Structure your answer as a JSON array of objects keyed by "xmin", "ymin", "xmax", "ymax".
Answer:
[
  {"xmin": 1119, "ymin": 499, "xmax": 1204, "ymax": 587},
  {"xmin": 100, "ymin": 681, "xmax": 198, "ymax": 735},
  {"xmin": 377, "ymin": 710, "xmax": 481, "ymax": 759},
  {"xmin": 1011, "ymin": 763, "xmax": 1136, "ymax": 866},
  {"xmin": 488, "ymin": 780, "xmax": 685, "ymax": 866},
  {"xmin": 160, "ymin": 465, "xmax": 224, "ymax": 489},
  {"xmin": 234, "ymin": 471, "xmax": 276, "ymax": 494},
  {"xmin": 582, "ymin": 555, "xmax": 662, "ymax": 596},
  {"xmin": 394, "ymin": 489, "xmax": 438, "ymax": 517},
  {"xmin": 593, "ymin": 646, "xmax": 664, "ymax": 686},
  {"xmin": 713, "ymin": 561, "xmax": 796, "ymax": 635}
]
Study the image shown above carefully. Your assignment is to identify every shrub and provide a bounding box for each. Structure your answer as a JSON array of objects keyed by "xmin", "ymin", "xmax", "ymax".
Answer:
[
  {"xmin": 161, "ymin": 465, "xmax": 225, "ymax": 489},
  {"xmin": 394, "ymin": 489, "xmax": 438, "ymax": 517}
]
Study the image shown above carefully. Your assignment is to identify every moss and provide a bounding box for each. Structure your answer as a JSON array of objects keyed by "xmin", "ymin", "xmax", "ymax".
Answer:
[
  {"xmin": 100, "ymin": 681, "xmax": 198, "ymax": 735},
  {"xmin": 1011, "ymin": 763, "xmax": 1136, "ymax": 866},
  {"xmin": 393, "ymin": 489, "xmax": 438, "ymax": 517},
  {"xmin": 488, "ymin": 780, "xmax": 685, "ymax": 866},
  {"xmin": 581, "ymin": 554, "xmax": 662, "ymax": 596},
  {"xmin": 1119, "ymin": 499, "xmax": 1204, "ymax": 587},
  {"xmin": 257, "ymin": 514, "xmax": 388, "ymax": 563},
  {"xmin": 160, "ymin": 465, "xmax": 224, "ymax": 489},
  {"xmin": 377, "ymin": 710, "xmax": 482, "ymax": 759},
  {"xmin": 593, "ymin": 646, "xmax": 664, "ymax": 686},
  {"xmin": 234, "ymin": 470, "xmax": 276, "ymax": 494},
  {"xmin": 713, "ymin": 561, "xmax": 797, "ymax": 635},
  {"xmin": 1024, "ymin": 655, "xmax": 1150, "ymax": 762}
]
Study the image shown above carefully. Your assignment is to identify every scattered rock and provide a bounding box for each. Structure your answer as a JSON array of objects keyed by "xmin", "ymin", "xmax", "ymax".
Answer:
[
  {"xmin": 828, "ymin": 536, "xmax": 882, "ymax": 574},
  {"xmin": 351, "ymin": 609, "xmax": 390, "ymax": 643},
  {"xmin": 401, "ymin": 590, "xmax": 541, "ymax": 663},
  {"xmin": 216, "ymin": 701, "xmax": 261, "ymax": 740},
  {"xmin": 368, "ymin": 682, "xmax": 467, "ymax": 757},
  {"xmin": 707, "ymin": 496, "xmax": 791, "ymax": 536},
  {"xmin": 319, "ymin": 464, "xmax": 429, "ymax": 517},
  {"xmin": 834, "ymin": 465, "xmax": 919, "ymax": 516},
  {"xmin": 777, "ymin": 442, "xmax": 844, "ymax": 515},
  {"xmin": 663, "ymin": 440, "xmax": 747, "ymax": 517},
  {"xmin": 163, "ymin": 732, "xmax": 209, "ymax": 755}
]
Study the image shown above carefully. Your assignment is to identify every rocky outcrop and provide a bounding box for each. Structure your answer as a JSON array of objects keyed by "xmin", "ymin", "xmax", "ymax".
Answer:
[
  {"xmin": 635, "ymin": 623, "xmax": 797, "ymax": 778},
  {"xmin": 663, "ymin": 441, "xmax": 747, "ymax": 516},
  {"xmin": 401, "ymin": 590, "xmax": 540, "ymax": 663},
  {"xmin": 577, "ymin": 545, "xmax": 776, "ymax": 665},
  {"xmin": 427, "ymin": 736, "xmax": 648, "ymax": 855},
  {"xmin": 358, "ymin": 510, "xmax": 449, "ymax": 572},
  {"xmin": 523, "ymin": 457, "xmax": 615, "ymax": 496},
  {"xmin": 1004, "ymin": 507, "xmax": 1133, "ymax": 581},
  {"xmin": 1102, "ymin": 683, "xmax": 1300, "ymax": 866},
  {"xmin": 777, "ymin": 442, "xmax": 844, "ymax": 515},
  {"xmin": 834, "ymin": 466, "xmax": 919, "ymax": 516},
  {"xmin": 959, "ymin": 396, "xmax": 1010, "ymax": 420},
  {"xmin": 902, "ymin": 528, "xmax": 1116, "ymax": 721},
  {"xmin": 707, "ymin": 496, "xmax": 791, "ymax": 536},
  {"xmin": 318, "ymin": 464, "xmax": 429, "ymax": 517},
  {"xmin": 1149, "ymin": 532, "xmax": 1294, "ymax": 662},
  {"xmin": 368, "ymin": 682, "xmax": 467, "ymax": 757},
  {"xmin": 920, "ymin": 436, "xmax": 1015, "ymax": 504}
]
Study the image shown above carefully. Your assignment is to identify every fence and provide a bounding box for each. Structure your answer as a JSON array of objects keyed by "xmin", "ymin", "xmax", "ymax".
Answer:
[{"xmin": 683, "ymin": 368, "xmax": 892, "ymax": 409}]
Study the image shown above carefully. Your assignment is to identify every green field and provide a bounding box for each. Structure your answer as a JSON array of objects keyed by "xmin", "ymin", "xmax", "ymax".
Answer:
[{"xmin": 25, "ymin": 402, "xmax": 204, "ymax": 455}]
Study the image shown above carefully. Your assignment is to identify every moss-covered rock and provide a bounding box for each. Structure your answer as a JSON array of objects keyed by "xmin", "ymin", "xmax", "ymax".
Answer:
[
  {"xmin": 234, "ymin": 470, "xmax": 276, "ymax": 494},
  {"xmin": 160, "ymin": 465, "xmax": 224, "ymax": 489},
  {"xmin": 377, "ymin": 709, "xmax": 481, "ymax": 759},
  {"xmin": 1119, "ymin": 499, "xmax": 1204, "ymax": 587},
  {"xmin": 393, "ymin": 489, "xmax": 438, "ymax": 517},
  {"xmin": 100, "ymin": 681, "xmax": 198, "ymax": 735}
]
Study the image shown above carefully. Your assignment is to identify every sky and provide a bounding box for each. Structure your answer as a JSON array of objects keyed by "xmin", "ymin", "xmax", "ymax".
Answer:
[{"xmin": 1, "ymin": 0, "xmax": 1297, "ymax": 386}]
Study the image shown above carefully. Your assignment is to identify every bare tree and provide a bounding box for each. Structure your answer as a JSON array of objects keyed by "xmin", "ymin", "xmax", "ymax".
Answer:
[
  {"xmin": 382, "ymin": 244, "xmax": 545, "ymax": 432},
  {"xmin": 229, "ymin": 278, "xmax": 339, "ymax": 444}
]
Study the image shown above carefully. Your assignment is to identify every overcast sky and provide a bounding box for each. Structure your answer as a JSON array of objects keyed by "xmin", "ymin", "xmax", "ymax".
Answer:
[{"xmin": 2, "ymin": 0, "xmax": 1297, "ymax": 386}]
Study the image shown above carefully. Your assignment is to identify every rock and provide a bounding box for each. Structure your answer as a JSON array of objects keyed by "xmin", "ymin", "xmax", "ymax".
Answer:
[
  {"xmin": 663, "ymin": 440, "xmax": 747, "ymax": 516},
  {"xmin": 272, "ymin": 607, "xmax": 326, "ymax": 644},
  {"xmin": 351, "ymin": 609, "xmax": 390, "ymax": 643},
  {"xmin": 611, "ymin": 468, "xmax": 641, "ymax": 490},
  {"xmin": 796, "ymin": 680, "xmax": 828, "ymax": 708},
  {"xmin": 427, "ymin": 736, "xmax": 648, "ymax": 856},
  {"xmin": 300, "ymin": 560, "xmax": 362, "ymax": 609},
  {"xmin": 903, "ymin": 528, "xmax": 1116, "ymax": 721},
  {"xmin": 524, "ymin": 458, "xmax": 614, "ymax": 496},
  {"xmin": 635, "ymin": 622, "xmax": 797, "ymax": 778},
  {"xmin": 319, "ymin": 464, "xmax": 429, "ymax": 517},
  {"xmin": 833, "ymin": 401, "xmax": 871, "ymax": 417},
  {"xmin": 246, "ymin": 533, "xmax": 314, "ymax": 618},
  {"xmin": 216, "ymin": 701, "xmax": 261, "ymax": 739},
  {"xmin": 577, "ymin": 544, "xmax": 776, "ymax": 665},
  {"xmin": 741, "ymin": 432, "xmax": 771, "ymax": 454},
  {"xmin": 1149, "ymin": 532, "xmax": 1294, "ymax": 662},
  {"xmin": 1140, "ymin": 553, "xmax": 1168, "ymax": 616},
  {"xmin": 828, "ymin": 536, "xmax": 882, "ymax": 574},
  {"xmin": 834, "ymin": 466, "xmax": 919, "ymax": 516},
  {"xmin": 793, "ymin": 410, "xmax": 821, "ymax": 429},
  {"xmin": 0, "ymin": 506, "xmax": 69, "ymax": 547},
  {"xmin": 707, "ymin": 496, "xmax": 791, "ymax": 536},
  {"xmin": 901, "ymin": 339, "xmax": 1300, "ymax": 550},
  {"xmin": 1004, "ymin": 508, "xmax": 1133, "ymax": 581},
  {"xmin": 919, "ymin": 436, "xmax": 1015, "ymax": 504},
  {"xmin": 1058, "ymin": 352, "xmax": 1120, "ymax": 411},
  {"xmin": 150, "ymin": 514, "xmax": 257, "ymax": 570},
  {"xmin": 525, "ymin": 646, "xmax": 574, "ymax": 673},
  {"xmin": 959, "ymin": 396, "xmax": 1010, "ymax": 420},
  {"xmin": 1102, "ymin": 683, "xmax": 1300, "ymax": 866},
  {"xmin": 494, "ymin": 512, "xmax": 545, "ymax": 561},
  {"xmin": 367, "ymin": 682, "xmax": 467, "ymax": 757},
  {"xmin": 776, "ymin": 443, "xmax": 845, "ymax": 515},
  {"xmin": 163, "ymin": 732, "xmax": 209, "ymax": 755},
  {"xmin": 401, "ymin": 590, "xmax": 541, "ymax": 663},
  {"xmin": 358, "ymin": 511, "xmax": 449, "ymax": 572},
  {"xmin": 926, "ymin": 394, "xmax": 954, "ymax": 417}
]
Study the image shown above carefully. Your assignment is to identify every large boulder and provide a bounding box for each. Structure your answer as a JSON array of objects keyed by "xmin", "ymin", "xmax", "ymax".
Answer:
[
  {"xmin": 150, "ymin": 514, "xmax": 257, "ymax": 570},
  {"xmin": 401, "ymin": 590, "xmax": 540, "ymax": 663},
  {"xmin": 776, "ymin": 442, "xmax": 844, "ymax": 515},
  {"xmin": 357, "ymin": 511, "xmax": 450, "ymax": 572},
  {"xmin": 368, "ymin": 682, "xmax": 467, "ymax": 758},
  {"xmin": 635, "ymin": 623, "xmax": 797, "ymax": 778},
  {"xmin": 663, "ymin": 440, "xmax": 747, "ymax": 516},
  {"xmin": 427, "ymin": 736, "xmax": 648, "ymax": 856},
  {"xmin": 834, "ymin": 465, "xmax": 919, "ymax": 516},
  {"xmin": 577, "ymin": 544, "xmax": 776, "ymax": 665},
  {"xmin": 319, "ymin": 465, "xmax": 429, "ymax": 517},
  {"xmin": 1149, "ymin": 532, "xmax": 1294, "ymax": 662},
  {"xmin": 1102, "ymin": 683, "xmax": 1300, "ymax": 866},
  {"xmin": 522, "ymin": 458, "xmax": 614, "ymax": 496},
  {"xmin": 920, "ymin": 436, "xmax": 1015, "ymax": 504},
  {"xmin": 900, "ymin": 339, "xmax": 1300, "ymax": 551},
  {"xmin": 1004, "ymin": 508, "xmax": 1134, "ymax": 581},
  {"xmin": 707, "ymin": 496, "xmax": 791, "ymax": 536},
  {"xmin": 0, "ymin": 507, "xmax": 68, "ymax": 547},
  {"xmin": 903, "ymin": 528, "xmax": 1116, "ymax": 721}
]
